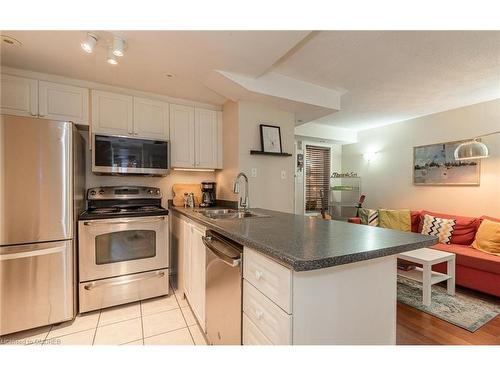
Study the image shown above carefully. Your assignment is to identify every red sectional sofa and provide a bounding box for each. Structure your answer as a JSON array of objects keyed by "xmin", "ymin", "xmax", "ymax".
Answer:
[{"xmin": 353, "ymin": 210, "xmax": 500, "ymax": 297}]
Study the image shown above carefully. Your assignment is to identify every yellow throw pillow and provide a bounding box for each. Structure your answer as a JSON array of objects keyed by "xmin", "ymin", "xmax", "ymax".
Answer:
[
  {"xmin": 378, "ymin": 209, "xmax": 411, "ymax": 232},
  {"xmin": 472, "ymin": 219, "xmax": 500, "ymax": 256}
]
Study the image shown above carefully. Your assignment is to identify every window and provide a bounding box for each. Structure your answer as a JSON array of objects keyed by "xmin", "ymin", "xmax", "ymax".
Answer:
[{"xmin": 305, "ymin": 145, "xmax": 331, "ymax": 212}]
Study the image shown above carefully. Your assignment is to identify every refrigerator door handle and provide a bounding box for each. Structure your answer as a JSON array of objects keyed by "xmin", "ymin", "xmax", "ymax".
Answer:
[{"xmin": 0, "ymin": 245, "xmax": 66, "ymax": 261}]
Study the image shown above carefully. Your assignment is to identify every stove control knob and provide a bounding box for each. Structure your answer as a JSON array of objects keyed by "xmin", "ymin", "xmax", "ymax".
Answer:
[
  {"xmin": 89, "ymin": 190, "xmax": 96, "ymax": 196},
  {"xmin": 155, "ymin": 189, "xmax": 160, "ymax": 195},
  {"xmin": 147, "ymin": 189, "xmax": 154, "ymax": 194},
  {"xmin": 98, "ymin": 189, "xmax": 105, "ymax": 195}
]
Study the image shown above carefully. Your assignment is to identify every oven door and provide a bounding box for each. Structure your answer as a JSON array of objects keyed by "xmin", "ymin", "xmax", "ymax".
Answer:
[{"xmin": 78, "ymin": 216, "xmax": 168, "ymax": 282}]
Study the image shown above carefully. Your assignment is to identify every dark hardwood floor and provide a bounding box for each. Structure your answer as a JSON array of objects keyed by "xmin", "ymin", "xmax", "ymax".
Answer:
[{"xmin": 396, "ymin": 286, "xmax": 500, "ymax": 345}]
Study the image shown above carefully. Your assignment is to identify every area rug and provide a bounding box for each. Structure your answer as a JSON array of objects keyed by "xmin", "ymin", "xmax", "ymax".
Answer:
[{"xmin": 397, "ymin": 276, "xmax": 500, "ymax": 332}]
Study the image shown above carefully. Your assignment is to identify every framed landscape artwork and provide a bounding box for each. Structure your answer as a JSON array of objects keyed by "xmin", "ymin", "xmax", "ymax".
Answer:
[{"xmin": 413, "ymin": 139, "xmax": 480, "ymax": 185}]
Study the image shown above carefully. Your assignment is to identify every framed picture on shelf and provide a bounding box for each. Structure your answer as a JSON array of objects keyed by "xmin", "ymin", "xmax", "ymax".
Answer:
[
  {"xmin": 260, "ymin": 124, "xmax": 282, "ymax": 153},
  {"xmin": 413, "ymin": 139, "xmax": 480, "ymax": 185}
]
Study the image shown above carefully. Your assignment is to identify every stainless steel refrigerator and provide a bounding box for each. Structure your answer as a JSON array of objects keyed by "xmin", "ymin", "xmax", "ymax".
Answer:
[{"xmin": 0, "ymin": 114, "xmax": 85, "ymax": 336}]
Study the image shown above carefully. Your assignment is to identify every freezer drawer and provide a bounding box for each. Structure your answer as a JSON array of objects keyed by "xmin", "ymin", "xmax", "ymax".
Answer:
[
  {"xmin": 0, "ymin": 240, "xmax": 75, "ymax": 336},
  {"xmin": 79, "ymin": 268, "xmax": 169, "ymax": 313}
]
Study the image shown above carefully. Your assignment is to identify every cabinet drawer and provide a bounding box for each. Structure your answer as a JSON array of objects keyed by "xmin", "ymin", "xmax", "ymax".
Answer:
[
  {"xmin": 243, "ymin": 280, "xmax": 291, "ymax": 345},
  {"xmin": 243, "ymin": 313, "xmax": 272, "ymax": 345},
  {"xmin": 243, "ymin": 247, "xmax": 292, "ymax": 313}
]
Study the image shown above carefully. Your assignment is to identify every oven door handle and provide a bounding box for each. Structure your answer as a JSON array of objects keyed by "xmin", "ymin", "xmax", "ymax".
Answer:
[
  {"xmin": 83, "ymin": 270, "xmax": 166, "ymax": 290},
  {"xmin": 83, "ymin": 217, "xmax": 166, "ymax": 226}
]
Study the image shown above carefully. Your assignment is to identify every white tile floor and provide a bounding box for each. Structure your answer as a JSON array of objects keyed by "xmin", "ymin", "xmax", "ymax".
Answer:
[{"xmin": 0, "ymin": 284, "xmax": 207, "ymax": 346}]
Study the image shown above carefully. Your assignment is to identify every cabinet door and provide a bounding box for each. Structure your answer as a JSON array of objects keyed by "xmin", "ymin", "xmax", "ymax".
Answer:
[
  {"xmin": 189, "ymin": 224, "xmax": 206, "ymax": 330},
  {"xmin": 91, "ymin": 90, "xmax": 133, "ymax": 136},
  {"xmin": 38, "ymin": 81, "xmax": 89, "ymax": 125},
  {"xmin": 183, "ymin": 221, "xmax": 192, "ymax": 300},
  {"xmin": 194, "ymin": 108, "xmax": 218, "ymax": 168},
  {"xmin": 0, "ymin": 74, "xmax": 38, "ymax": 117},
  {"xmin": 170, "ymin": 104, "xmax": 195, "ymax": 168},
  {"xmin": 133, "ymin": 97, "xmax": 169, "ymax": 139}
]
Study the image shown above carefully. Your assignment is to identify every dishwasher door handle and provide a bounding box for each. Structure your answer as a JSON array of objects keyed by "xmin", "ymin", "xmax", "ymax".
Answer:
[{"xmin": 202, "ymin": 236, "xmax": 241, "ymax": 267}]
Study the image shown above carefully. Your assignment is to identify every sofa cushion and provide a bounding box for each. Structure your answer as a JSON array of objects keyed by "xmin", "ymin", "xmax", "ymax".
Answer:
[
  {"xmin": 421, "ymin": 214, "xmax": 456, "ymax": 244},
  {"xmin": 359, "ymin": 208, "xmax": 378, "ymax": 226},
  {"xmin": 378, "ymin": 209, "xmax": 411, "ymax": 231},
  {"xmin": 431, "ymin": 243, "xmax": 500, "ymax": 275},
  {"xmin": 410, "ymin": 211, "xmax": 421, "ymax": 233},
  {"xmin": 419, "ymin": 210, "xmax": 480, "ymax": 245},
  {"xmin": 472, "ymin": 219, "xmax": 500, "ymax": 256},
  {"xmin": 480, "ymin": 215, "xmax": 500, "ymax": 223}
]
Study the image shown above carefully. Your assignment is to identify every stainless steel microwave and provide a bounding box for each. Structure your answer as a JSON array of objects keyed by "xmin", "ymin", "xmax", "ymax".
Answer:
[{"xmin": 92, "ymin": 134, "xmax": 170, "ymax": 176}]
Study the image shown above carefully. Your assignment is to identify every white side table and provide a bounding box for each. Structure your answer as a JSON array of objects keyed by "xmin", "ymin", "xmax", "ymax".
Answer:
[{"xmin": 397, "ymin": 248, "xmax": 455, "ymax": 306}]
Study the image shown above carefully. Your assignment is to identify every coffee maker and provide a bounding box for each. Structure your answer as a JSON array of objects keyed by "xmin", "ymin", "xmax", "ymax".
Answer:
[{"xmin": 200, "ymin": 181, "xmax": 216, "ymax": 207}]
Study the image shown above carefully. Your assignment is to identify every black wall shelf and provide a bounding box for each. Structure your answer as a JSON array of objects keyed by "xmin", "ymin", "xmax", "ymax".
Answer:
[{"xmin": 250, "ymin": 150, "xmax": 293, "ymax": 157}]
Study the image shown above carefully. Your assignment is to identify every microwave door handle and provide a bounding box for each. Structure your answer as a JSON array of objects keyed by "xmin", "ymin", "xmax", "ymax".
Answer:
[
  {"xmin": 202, "ymin": 236, "xmax": 241, "ymax": 267},
  {"xmin": 84, "ymin": 271, "xmax": 166, "ymax": 290},
  {"xmin": 83, "ymin": 217, "xmax": 166, "ymax": 226}
]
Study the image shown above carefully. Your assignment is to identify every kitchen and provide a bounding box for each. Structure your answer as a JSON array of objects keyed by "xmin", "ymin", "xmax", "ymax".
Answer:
[{"xmin": 0, "ymin": 62, "xmax": 435, "ymax": 347}]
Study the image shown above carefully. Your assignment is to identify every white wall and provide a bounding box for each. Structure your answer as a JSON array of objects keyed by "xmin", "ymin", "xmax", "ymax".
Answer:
[
  {"xmin": 342, "ymin": 99, "xmax": 500, "ymax": 217},
  {"xmin": 215, "ymin": 100, "xmax": 296, "ymax": 213},
  {"xmin": 81, "ymin": 131, "xmax": 215, "ymax": 207},
  {"xmin": 238, "ymin": 101, "xmax": 295, "ymax": 213},
  {"xmin": 215, "ymin": 100, "xmax": 239, "ymax": 201}
]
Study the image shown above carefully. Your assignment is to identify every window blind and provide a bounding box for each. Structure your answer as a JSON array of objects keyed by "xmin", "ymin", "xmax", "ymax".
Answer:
[{"xmin": 305, "ymin": 145, "xmax": 331, "ymax": 212}]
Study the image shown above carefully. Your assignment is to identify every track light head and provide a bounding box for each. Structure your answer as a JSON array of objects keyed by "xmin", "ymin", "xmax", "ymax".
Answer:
[
  {"xmin": 112, "ymin": 36, "xmax": 125, "ymax": 57},
  {"xmin": 81, "ymin": 33, "xmax": 97, "ymax": 53},
  {"xmin": 107, "ymin": 48, "xmax": 118, "ymax": 65}
]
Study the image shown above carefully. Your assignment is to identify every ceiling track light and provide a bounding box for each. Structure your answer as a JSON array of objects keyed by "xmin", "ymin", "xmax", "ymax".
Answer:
[
  {"xmin": 107, "ymin": 48, "xmax": 118, "ymax": 65},
  {"xmin": 112, "ymin": 36, "xmax": 125, "ymax": 57},
  {"xmin": 81, "ymin": 33, "xmax": 98, "ymax": 53}
]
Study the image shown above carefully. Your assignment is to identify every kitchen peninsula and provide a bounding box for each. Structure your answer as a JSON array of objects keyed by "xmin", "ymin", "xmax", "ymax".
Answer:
[{"xmin": 171, "ymin": 206, "xmax": 437, "ymax": 345}]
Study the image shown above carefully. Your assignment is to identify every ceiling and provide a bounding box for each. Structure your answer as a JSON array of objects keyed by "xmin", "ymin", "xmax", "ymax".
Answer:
[
  {"xmin": 2, "ymin": 30, "xmax": 499, "ymax": 130},
  {"xmin": 275, "ymin": 31, "xmax": 500, "ymax": 130}
]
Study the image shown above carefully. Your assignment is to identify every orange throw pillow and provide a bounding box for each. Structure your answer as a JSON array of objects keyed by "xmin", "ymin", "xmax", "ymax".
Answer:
[{"xmin": 472, "ymin": 219, "xmax": 500, "ymax": 256}]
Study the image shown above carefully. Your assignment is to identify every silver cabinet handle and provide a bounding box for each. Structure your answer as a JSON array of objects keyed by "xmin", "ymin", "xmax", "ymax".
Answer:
[
  {"xmin": 84, "ymin": 271, "xmax": 166, "ymax": 290},
  {"xmin": 83, "ymin": 216, "xmax": 166, "ymax": 225}
]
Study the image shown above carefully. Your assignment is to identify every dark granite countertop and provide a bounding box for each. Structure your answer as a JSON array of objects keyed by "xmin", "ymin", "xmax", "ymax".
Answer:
[{"xmin": 170, "ymin": 205, "xmax": 438, "ymax": 272}]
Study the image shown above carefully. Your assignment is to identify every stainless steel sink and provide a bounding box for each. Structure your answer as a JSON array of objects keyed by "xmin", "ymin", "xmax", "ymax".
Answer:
[{"xmin": 195, "ymin": 209, "xmax": 270, "ymax": 220}]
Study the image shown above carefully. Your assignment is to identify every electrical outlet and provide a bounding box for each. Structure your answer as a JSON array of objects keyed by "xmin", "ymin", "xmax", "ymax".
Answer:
[
  {"xmin": 251, "ymin": 168, "xmax": 257, "ymax": 178},
  {"xmin": 281, "ymin": 170, "xmax": 286, "ymax": 179}
]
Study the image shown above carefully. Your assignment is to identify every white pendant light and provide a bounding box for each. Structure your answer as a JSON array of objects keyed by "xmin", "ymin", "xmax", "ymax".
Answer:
[
  {"xmin": 81, "ymin": 33, "xmax": 97, "ymax": 53},
  {"xmin": 107, "ymin": 48, "xmax": 118, "ymax": 65},
  {"xmin": 454, "ymin": 131, "xmax": 500, "ymax": 161},
  {"xmin": 454, "ymin": 139, "xmax": 489, "ymax": 160},
  {"xmin": 112, "ymin": 36, "xmax": 125, "ymax": 57}
]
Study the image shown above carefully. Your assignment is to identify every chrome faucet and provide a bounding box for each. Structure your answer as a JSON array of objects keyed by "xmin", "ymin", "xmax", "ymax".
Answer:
[{"xmin": 233, "ymin": 172, "xmax": 249, "ymax": 211}]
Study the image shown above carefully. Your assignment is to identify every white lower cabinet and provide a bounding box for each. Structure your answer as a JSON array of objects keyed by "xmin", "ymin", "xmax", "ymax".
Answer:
[
  {"xmin": 178, "ymin": 215, "xmax": 206, "ymax": 331},
  {"xmin": 242, "ymin": 246, "xmax": 398, "ymax": 345},
  {"xmin": 242, "ymin": 313, "xmax": 272, "ymax": 345},
  {"xmin": 243, "ymin": 280, "xmax": 292, "ymax": 345}
]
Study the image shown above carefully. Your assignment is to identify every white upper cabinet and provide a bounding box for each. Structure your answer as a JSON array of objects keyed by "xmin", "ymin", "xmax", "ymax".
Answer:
[
  {"xmin": 195, "ymin": 108, "xmax": 218, "ymax": 168},
  {"xmin": 133, "ymin": 97, "xmax": 169, "ymax": 139},
  {"xmin": 170, "ymin": 104, "xmax": 222, "ymax": 169},
  {"xmin": 91, "ymin": 90, "xmax": 134, "ymax": 136},
  {"xmin": 170, "ymin": 104, "xmax": 195, "ymax": 168},
  {"xmin": 0, "ymin": 74, "xmax": 38, "ymax": 117},
  {"xmin": 38, "ymin": 81, "xmax": 89, "ymax": 125}
]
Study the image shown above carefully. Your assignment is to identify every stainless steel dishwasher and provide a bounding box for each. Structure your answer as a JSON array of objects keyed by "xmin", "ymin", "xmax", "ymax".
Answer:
[{"xmin": 203, "ymin": 230, "xmax": 243, "ymax": 345}]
